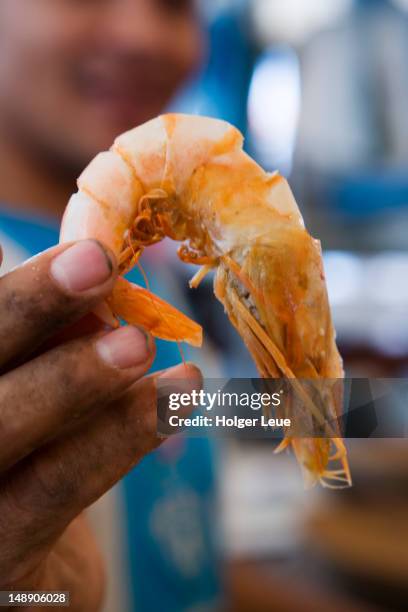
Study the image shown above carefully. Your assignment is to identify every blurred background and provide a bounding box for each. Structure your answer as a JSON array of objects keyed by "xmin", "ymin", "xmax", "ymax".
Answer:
[
  {"xmin": 173, "ymin": 1, "xmax": 408, "ymax": 611},
  {"xmin": 0, "ymin": 0, "xmax": 408, "ymax": 610}
]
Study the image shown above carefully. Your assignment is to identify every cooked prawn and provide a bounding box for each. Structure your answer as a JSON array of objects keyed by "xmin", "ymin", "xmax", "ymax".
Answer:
[{"xmin": 60, "ymin": 113, "xmax": 351, "ymax": 488}]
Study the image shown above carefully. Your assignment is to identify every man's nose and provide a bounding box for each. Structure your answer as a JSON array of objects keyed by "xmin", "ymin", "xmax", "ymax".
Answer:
[{"xmin": 103, "ymin": 0, "xmax": 170, "ymax": 54}]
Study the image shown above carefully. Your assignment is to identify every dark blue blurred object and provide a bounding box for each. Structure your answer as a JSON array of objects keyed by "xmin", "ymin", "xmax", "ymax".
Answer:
[
  {"xmin": 328, "ymin": 172, "xmax": 408, "ymax": 219},
  {"xmin": 173, "ymin": 8, "xmax": 256, "ymax": 138}
]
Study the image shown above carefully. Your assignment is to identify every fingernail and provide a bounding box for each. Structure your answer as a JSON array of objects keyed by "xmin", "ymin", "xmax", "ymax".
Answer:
[
  {"xmin": 96, "ymin": 326, "xmax": 151, "ymax": 369},
  {"xmin": 51, "ymin": 240, "xmax": 113, "ymax": 293},
  {"xmin": 159, "ymin": 363, "xmax": 203, "ymax": 390},
  {"xmin": 157, "ymin": 363, "xmax": 203, "ymax": 436}
]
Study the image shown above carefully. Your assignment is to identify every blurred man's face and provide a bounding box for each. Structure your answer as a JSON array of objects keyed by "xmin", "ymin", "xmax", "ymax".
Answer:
[{"xmin": 0, "ymin": 0, "xmax": 202, "ymax": 171}]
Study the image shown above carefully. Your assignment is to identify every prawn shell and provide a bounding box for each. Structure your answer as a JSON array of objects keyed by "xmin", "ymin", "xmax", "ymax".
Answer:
[
  {"xmin": 114, "ymin": 113, "xmax": 243, "ymax": 195},
  {"xmin": 61, "ymin": 151, "xmax": 144, "ymax": 256}
]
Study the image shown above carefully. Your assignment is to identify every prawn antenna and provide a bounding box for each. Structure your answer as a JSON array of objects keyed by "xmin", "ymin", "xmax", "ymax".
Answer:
[{"xmin": 126, "ymin": 233, "xmax": 187, "ymax": 368}]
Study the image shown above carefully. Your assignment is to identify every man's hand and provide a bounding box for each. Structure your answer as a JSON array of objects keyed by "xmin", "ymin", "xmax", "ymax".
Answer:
[{"xmin": 0, "ymin": 240, "xmax": 201, "ymax": 611}]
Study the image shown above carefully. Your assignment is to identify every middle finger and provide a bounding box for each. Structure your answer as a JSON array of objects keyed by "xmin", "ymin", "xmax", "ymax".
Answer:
[{"xmin": 0, "ymin": 325, "xmax": 155, "ymax": 471}]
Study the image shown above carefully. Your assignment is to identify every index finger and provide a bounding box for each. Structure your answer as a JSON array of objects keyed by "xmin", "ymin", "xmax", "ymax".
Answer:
[
  {"xmin": 0, "ymin": 363, "xmax": 202, "ymax": 559},
  {"xmin": 0, "ymin": 240, "xmax": 118, "ymax": 370}
]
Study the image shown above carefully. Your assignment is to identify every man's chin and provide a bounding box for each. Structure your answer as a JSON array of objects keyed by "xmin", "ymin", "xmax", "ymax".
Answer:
[
  {"xmin": 88, "ymin": 97, "xmax": 165, "ymax": 133},
  {"xmin": 76, "ymin": 113, "xmax": 162, "ymax": 159},
  {"xmin": 51, "ymin": 104, "xmax": 167, "ymax": 173}
]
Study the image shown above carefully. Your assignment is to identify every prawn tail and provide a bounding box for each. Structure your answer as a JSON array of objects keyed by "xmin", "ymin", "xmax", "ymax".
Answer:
[
  {"xmin": 320, "ymin": 437, "xmax": 352, "ymax": 488},
  {"xmin": 108, "ymin": 277, "xmax": 203, "ymax": 347},
  {"xmin": 291, "ymin": 437, "xmax": 352, "ymax": 489}
]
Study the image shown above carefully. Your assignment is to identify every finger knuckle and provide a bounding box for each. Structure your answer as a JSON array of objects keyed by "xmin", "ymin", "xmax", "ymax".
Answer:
[{"xmin": 17, "ymin": 459, "xmax": 78, "ymax": 516}]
